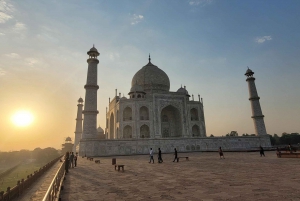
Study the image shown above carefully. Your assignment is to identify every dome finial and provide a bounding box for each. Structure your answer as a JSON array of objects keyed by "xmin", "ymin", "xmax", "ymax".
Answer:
[{"xmin": 149, "ymin": 54, "xmax": 151, "ymax": 62}]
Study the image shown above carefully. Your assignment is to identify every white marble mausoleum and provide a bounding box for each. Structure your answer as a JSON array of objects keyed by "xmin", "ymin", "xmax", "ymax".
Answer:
[{"xmin": 78, "ymin": 47, "xmax": 271, "ymax": 156}]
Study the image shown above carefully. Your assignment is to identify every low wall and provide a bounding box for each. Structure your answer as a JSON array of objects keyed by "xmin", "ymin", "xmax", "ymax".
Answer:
[{"xmin": 79, "ymin": 136, "xmax": 271, "ymax": 157}]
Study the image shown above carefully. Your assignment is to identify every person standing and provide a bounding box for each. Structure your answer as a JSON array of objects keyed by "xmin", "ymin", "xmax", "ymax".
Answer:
[
  {"xmin": 219, "ymin": 147, "xmax": 225, "ymax": 159},
  {"xmin": 64, "ymin": 152, "xmax": 70, "ymax": 174},
  {"xmin": 158, "ymin": 148, "xmax": 163, "ymax": 163},
  {"xmin": 74, "ymin": 153, "xmax": 78, "ymax": 167},
  {"xmin": 70, "ymin": 152, "xmax": 74, "ymax": 168},
  {"xmin": 259, "ymin": 146, "xmax": 265, "ymax": 157},
  {"xmin": 173, "ymin": 148, "xmax": 178, "ymax": 162},
  {"xmin": 288, "ymin": 144, "xmax": 292, "ymax": 153},
  {"xmin": 149, "ymin": 148, "xmax": 154, "ymax": 163},
  {"xmin": 276, "ymin": 147, "xmax": 281, "ymax": 158}
]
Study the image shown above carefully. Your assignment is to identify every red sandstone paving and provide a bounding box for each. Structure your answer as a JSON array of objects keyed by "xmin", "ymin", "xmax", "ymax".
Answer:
[{"xmin": 60, "ymin": 152, "xmax": 300, "ymax": 201}]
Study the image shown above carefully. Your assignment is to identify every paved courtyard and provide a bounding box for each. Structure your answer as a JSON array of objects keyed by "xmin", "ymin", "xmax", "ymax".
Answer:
[{"xmin": 60, "ymin": 151, "xmax": 300, "ymax": 201}]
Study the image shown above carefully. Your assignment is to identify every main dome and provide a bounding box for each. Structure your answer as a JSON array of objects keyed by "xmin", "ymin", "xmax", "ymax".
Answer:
[{"xmin": 131, "ymin": 58, "xmax": 170, "ymax": 93}]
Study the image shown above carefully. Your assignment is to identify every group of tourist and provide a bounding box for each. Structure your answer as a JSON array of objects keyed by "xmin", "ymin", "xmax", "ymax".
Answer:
[
  {"xmin": 148, "ymin": 146, "xmax": 277, "ymax": 162},
  {"xmin": 149, "ymin": 147, "xmax": 178, "ymax": 163},
  {"xmin": 64, "ymin": 152, "xmax": 78, "ymax": 173}
]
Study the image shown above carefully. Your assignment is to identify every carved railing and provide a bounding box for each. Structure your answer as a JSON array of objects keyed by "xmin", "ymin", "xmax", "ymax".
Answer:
[
  {"xmin": 42, "ymin": 159, "xmax": 65, "ymax": 201},
  {"xmin": 0, "ymin": 156, "xmax": 63, "ymax": 201}
]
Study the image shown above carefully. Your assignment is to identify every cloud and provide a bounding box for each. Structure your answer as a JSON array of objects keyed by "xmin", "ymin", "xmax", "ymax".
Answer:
[
  {"xmin": 189, "ymin": 0, "xmax": 213, "ymax": 6},
  {"xmin": 0, "ymin": 32, "xmax": 5, "ymax": 36},
  {"xmin": 14, "ymin": 22, "xmax": 27, "ymax": 32},
  {"xmin": 0, "ymin": 0, "xmax": 14, "ymax": 23},
  {"xmin": 0, "ymin": 68, "xmax": 6, "ymax": 76},
  {"xmin": 108, "ymin": 52, "xmax": 120, "ymax": 61},
  {"xmin": 4, "ymin": 53, "xmax": 20, "ymax": 59},
  {"xmin": 255, "ymin": 36, "xmax": 272, "ymax": 44},
  {"xmin": 25, "ymin": 58, "xmax": 39, "ymax": 67},
  {"xmin": 131, "ymin": 14, "xmax": 144, "ymax": 25}
]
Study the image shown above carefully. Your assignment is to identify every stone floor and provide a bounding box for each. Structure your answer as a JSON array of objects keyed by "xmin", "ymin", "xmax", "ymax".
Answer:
[{"xmin": 60, "ymin": 152, "xmax": 300, "ymax": 201}]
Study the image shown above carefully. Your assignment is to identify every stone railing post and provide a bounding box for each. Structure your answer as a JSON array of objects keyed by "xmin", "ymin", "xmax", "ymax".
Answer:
[
  {"xmin": 6, "ymin": 187, "xmax": 10, "ymax": 200},
  {"xmin": 17, "ymin": 180, "xmax": 20, "ymax": 197},
  {"xmin": 0, "ymin": 191, "xmax": 4, "ymax": 200}
]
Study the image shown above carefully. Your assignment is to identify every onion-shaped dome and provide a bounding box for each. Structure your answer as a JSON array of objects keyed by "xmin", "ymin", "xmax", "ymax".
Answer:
[
  {"xmin": 131, "ymin": 56, "xmax": 170, "ymax": 93},
  {"xmin": 78, "ymin": 97, "xmax": 84, "ymax": 103},
  {"xmin": 65, "ymin": 137, "xmax": 72, "ymax": 141},
  {"xmin": 121, "ymin": 96, "xmax": 127, "ymax": 100}
]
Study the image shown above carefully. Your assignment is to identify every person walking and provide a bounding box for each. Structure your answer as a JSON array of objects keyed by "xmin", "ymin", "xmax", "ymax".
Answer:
[
  {"xmin": 74, "ymin": 153, "xmax": 78, "ymax": 167},
  {"xmin": 173, "ymin": 148, "xmax": 178, "ymax": 162},
  {"xmin": 149, "ymin": 148, "xmax": 154, "ymax": 163},
  {"xmin": 259, "ymin": 146, "xmax": 265, "ymax": 157},
  {"xmin": 158, "ymin": 148, "xmax": 163, "ymax": 163},
  {"xmin": 64, "ymin": 152, "xmax": 70, "ymax": 174},
  {"xmin": 219, "ymin": 147, "xmax": 225, "ymax": 159},
  {"xmin": 69, "ymin": 152, "xmax": 74, "ymax": 168}
]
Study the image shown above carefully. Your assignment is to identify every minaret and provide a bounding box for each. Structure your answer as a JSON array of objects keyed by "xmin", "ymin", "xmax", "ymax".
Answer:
[
  {"xmin": 245, "ymin": 68, "xmax": 267, "ymax": 136},
  {"xmin": 81, "ymin": 46, "xmax": 100, "ymax": 139},
  {"xmin": 73, "ymin": 97, "xmax": 84, "ymax": 152}
]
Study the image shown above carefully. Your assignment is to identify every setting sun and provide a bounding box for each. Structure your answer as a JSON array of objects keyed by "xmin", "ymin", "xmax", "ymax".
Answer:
[{"xmin": 11, "ymin": 111, "xmax": 34, "ymax": 127}]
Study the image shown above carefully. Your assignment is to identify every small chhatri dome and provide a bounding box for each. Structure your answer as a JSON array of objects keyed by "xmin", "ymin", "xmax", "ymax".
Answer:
[
  {"xmin": 121, "ymin": 94, "xmax": 127, "ymax": 100},
  {"xmin": 177, "ymin": 86, "xmax": 190, "ymax": 97},
  {"xmin": 65, "ymin": 137, "xmax": 72, "ymax": 141},
  {"xmin": 131, "ymin": 55, "xmax": 170, "ymax": 93},
  {"xmin": 78, "ymin": 97, "xmax": 84, "ymax": 103},
  {"xmin": 245, "ymin": 67, "xmax": 254, "ymax": 77}
]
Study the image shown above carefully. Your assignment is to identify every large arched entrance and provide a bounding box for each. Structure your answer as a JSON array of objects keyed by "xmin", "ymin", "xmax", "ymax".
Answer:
[
  {"xmin": 110, "ymin": 113, "xmax": 114, "ymax": 139},
  {"xmin": 161, "ymin": 105, "xmax": 182, "ymax": 137}
]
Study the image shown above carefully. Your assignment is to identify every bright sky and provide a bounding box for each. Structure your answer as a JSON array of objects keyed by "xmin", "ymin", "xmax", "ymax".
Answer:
[{"xmin": 0, "ymin": 0, "xmax": 299, "ymax": 151}]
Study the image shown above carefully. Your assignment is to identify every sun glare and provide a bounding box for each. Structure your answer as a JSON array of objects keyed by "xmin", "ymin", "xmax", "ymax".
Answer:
[{"xmin": 12, "ymin": 111, "xmax": 34, "ymax": 127}]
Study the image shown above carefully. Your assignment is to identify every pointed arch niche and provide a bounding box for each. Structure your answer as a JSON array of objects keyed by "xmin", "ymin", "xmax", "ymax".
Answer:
[
  {"xmin": 123, "ymin": 125, "xmax": 132, "ymax": 138},
  {"xmin": 110, "ymin": 113, "xmax": 114, "ymax": 139},
  {"xmin": 140, "ymin": 106, "xmax": 149, "ymax": 120},
  {"xmin": 123, "ymin": 107, "xmax": 132, "ymax": 121},
  {"xmin": 192, "ymin": 125, "xmax": 200, "ymax": 137},
  {"xmin": 191, "ymin": 108, "xmax": 198, "ymax": 121},
  {"xmin": 140, "ymin": 125, "xmax": 150, "ymax": 138}
]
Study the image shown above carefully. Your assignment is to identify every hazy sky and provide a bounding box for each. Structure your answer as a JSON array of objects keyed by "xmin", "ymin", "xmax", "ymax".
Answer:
[{"xmin": 0, "ymin": 0, "xmax": 299, "ymax": 151}]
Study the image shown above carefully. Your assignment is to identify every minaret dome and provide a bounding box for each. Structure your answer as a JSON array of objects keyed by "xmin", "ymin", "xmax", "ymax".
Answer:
[{"xmin": 87, "ymin": 45, "xmax": 100, "ymax": 58}]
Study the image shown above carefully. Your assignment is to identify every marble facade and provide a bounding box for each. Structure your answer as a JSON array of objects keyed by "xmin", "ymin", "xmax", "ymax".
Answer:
[{"xmin": 79, "ymin": 136, "xmax": 271, "ymax": 156}]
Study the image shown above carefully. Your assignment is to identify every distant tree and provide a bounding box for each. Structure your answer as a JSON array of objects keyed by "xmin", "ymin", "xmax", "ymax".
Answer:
[{"xmin": 210, "ymin": 134, "xmax": 214, "ymax": 137}]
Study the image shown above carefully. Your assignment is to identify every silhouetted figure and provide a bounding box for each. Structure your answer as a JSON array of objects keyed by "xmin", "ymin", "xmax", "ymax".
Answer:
[
  {"xmin": 173, "ymin": 148, "xmax": 178, "ymax": 162},
  {"xmin": 288, "ymin": 144, "xmax": 292, "ymax": 153},
  {"xmin": 276, "ymin": 147, "xmax": 281, "ymax": 158},
  {"xmin": 65, "ymin": 152, "xmax": 70, "ymax": 173},
  {"xmin": 219, "ymin": 147, "xmax": 225, "ymax": 159},
  {"xmin": 149, "ymin": 148, "xmax": 154, "ymax": 163},
  {"xmin": 158, "ymin": 148, "xmax": 163, "ymax": 163},
  {"xmin": 74, "ymin": 153, "xmax": 78, "ymax": 167},
  {"xmin": 69, "ymin": 152, "xmax": 74, "ymax": 168},
  {"xmin": 259, "ymin": 146, "xmax": 265, "ymax": 157}
]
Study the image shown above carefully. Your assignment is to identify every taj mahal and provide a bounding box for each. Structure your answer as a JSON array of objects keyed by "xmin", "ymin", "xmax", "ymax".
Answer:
[{"xmin": 75, "ymin": 46, "xmax": 271, "ymax": 156}]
